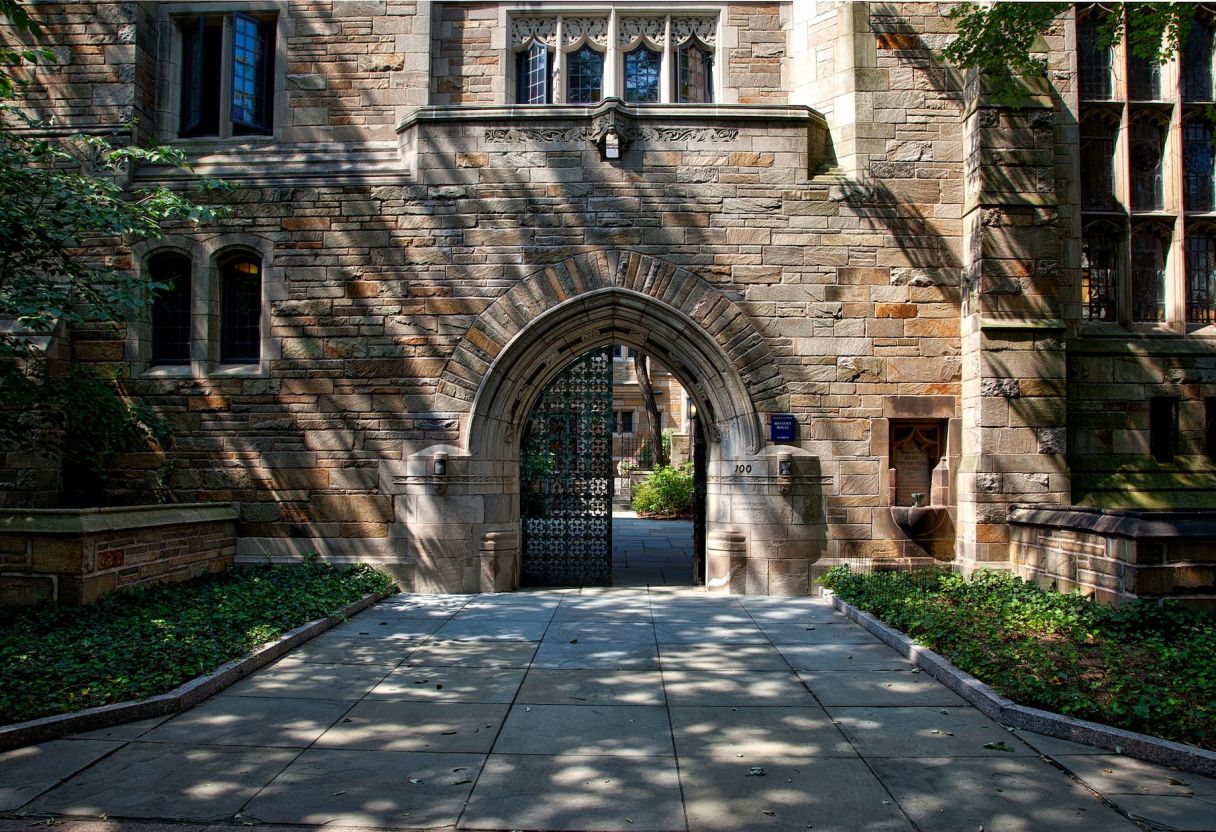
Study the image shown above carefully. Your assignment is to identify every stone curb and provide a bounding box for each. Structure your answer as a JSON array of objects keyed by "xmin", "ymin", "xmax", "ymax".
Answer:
[
  {"xmin": 825, "ymin": 592, "xmax": 1216, "ymax": 778},
  {"xmin": 0, "ymin": 591, "xmax": 388, "ymax": 752}
]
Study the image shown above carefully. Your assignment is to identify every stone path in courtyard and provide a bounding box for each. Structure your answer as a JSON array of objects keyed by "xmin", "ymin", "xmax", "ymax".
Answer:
[
  {"xmin": 2, "ymin": 589, "xmax": 1211, "ymax": 832},
  {"xmin": 612, "ymin": 515, "xmax": 694, "ymax": 587}
]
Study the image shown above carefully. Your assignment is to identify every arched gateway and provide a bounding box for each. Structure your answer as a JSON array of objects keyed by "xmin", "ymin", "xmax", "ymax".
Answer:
[{"xmin": 382, "ymin": 251, "xmax": 826, "ymax": 596}]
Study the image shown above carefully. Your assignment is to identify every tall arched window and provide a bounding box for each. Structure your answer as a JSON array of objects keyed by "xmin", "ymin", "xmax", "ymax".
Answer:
[
  {"xmin": 624, "ymin": 45, "xmax": 660, "ymax": 103},
  {"xmin": 1081, "ymin": 112, "xmax": 1118, "ymax": 210},
  {"xmin": 1082, "ymin": 222, "xmax": 1120, "ymax": 322},
  {"xmin": 1130, "ymin": 112, "xmax": 1167, "ymax": 212},
  {"xmin": 1131, "ymin": 225, "xmax": 1169, "ymax": 323},
  {"xmin": 1078, "ymin": 13, "xmax": 1113, "ymax": 100},
  {"xmin": 678, "ymin": 41, "xmax": 713, "ymax": 103},
  {"xmin": 1129, "ymin": 49, "xmax": 1162, "ymax": 101},
  {"xmin": 149, "ymin": 252, "xmax": 192, "ymax": 365},
  {"xmin": 1183, "ymin": 16, "xmax": 1215, "ymax": 101},
  {"xmin": 516, "ymin": 42, "xmax": 551, "ymax": 104},
  {"xmin": 1186, "ymin": 227, "xmax": 1216, "ymax": 324},
  {"xmin": 566, "ymin": 44, "xmax": 603, "ymax": 104},
  {"xmin": 219, "ymin": 252, "xmax": 262, "ymax": 364},
  {"xmin": 1184, "ymin": 117, "xmax": 1215, "ymax": 212}
]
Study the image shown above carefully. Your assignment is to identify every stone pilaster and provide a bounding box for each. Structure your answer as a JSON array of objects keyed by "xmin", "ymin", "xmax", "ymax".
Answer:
[{"xmin": 957, "ymin": 75, "xmax": 1071, "ymax": 574}]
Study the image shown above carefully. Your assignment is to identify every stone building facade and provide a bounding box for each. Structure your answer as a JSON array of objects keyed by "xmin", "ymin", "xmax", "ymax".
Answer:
[{"xmin": 4, "ymin": 1, "xmax": 1216, "ymax": 603}]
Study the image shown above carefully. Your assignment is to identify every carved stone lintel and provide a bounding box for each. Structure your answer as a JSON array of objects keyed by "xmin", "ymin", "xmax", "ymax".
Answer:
[
  {"xmin": 618, "ymin": 16, "xmax": 666, "ymax": 47},
  {"xmin": 563, "ymin": 16, "xmax": 609, "ymax": 48},
  {"xmin": 671, "ymin": 16, "xmax": 716, "ymax": 46},
  {"xmin": 511, "ymin": 16, "xmax": 557, "ymax": 48}
]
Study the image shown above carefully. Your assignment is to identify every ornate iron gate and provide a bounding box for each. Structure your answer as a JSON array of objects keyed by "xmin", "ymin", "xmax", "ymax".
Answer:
[{"xmin": 519, "ymin": 346, "xmax": 613, "ymax": 586}]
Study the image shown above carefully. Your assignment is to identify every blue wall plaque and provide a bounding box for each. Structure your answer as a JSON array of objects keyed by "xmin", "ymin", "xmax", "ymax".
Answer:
[{"xmin": 770, "ymin": 414, "xmax": 797, "ymax": 442}]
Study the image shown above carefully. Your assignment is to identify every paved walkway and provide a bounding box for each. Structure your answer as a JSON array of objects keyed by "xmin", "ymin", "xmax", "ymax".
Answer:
[
  {"xmin": 612, "ymin": 515, "xmax": 694, "ymax": 586},
  {"xmin": 2, "ymin": 589, "xmax": 1211, "ymax": 832}
]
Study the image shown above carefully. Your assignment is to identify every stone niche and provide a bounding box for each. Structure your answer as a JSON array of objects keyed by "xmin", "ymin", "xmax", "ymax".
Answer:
[{"xmin": 872, "ymin": 397, "xmax": 960, "ymax": 563}]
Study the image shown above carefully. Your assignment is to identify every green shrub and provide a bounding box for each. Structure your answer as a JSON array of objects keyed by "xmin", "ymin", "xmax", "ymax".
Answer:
[
  {"xmin": 822, "ymin": 565, "xmax": 1216, "ymax": 750},
  {"xmin": 631, "ymin": 464, "xmax": 694, "ymax": 516}
]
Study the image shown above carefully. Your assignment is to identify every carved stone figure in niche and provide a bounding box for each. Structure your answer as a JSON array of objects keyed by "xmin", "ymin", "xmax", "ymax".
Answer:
[{"xmin": 890, "ymin": 422, "xmax": 944, "ymax": 507}]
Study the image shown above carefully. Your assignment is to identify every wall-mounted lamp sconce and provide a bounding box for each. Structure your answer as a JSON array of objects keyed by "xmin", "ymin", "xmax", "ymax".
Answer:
[
  {"xmin": 778, "ymin": 452, "xmax": 793, "ymax": 495},
  {"xmin": 433, "ymin": 451, "xmax": 448, "ymax": 494}
]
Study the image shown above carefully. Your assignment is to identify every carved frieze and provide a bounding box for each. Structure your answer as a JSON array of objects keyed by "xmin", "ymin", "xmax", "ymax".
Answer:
[
  {"xmin": 510, "ymin": 16, "xmax": 558, "ymax": 48},
  {"xmin": 618, "ymin": 16, "xmax": 666, "ymax": 48},
  {"xmin": 671, "ymin": 16, "xmax": 717, "ymax": 46},
  {"xmin": 562, "ymin": 16, "xmax": 610, "ymax": 48}
]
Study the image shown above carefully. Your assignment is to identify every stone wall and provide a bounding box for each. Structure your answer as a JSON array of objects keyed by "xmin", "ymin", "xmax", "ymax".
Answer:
[
  {"xmin": 1010, "ymin": 506, "xmax": 1216, "ymax": 612},
  {"xmin": 0, "ymin": 504, "xmax": 238, "ymax": 605}
]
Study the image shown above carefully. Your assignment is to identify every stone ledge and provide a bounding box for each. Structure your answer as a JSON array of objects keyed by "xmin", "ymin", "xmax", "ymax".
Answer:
[
  {"xmin": 0, "ymin": 503, "xmax": 238, "ymax": 536},
  {"xmin": 1010, "ymin": 504, "xmax": 1216, "ymax": 540},
  {"xmin": 825, "ymin": 591, "xmax": 1216, "ymax": 778},
  {"xmin": 0, "ymin": 590, "xmax": 389, "ymax": 752}
]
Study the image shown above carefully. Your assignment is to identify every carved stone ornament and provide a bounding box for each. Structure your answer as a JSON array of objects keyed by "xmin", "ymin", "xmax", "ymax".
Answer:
[
  {"xmin": 671, "ymin": 16, "xmax": 717, "ymax": 46},
  {"xmin": 562, "ymin": 16, "xmax": 610, "ymax": 48},
  {"xmin": 511, "ymin": 16, "xmax": 558, "ymax": 48},
  {"xmin": 618, "ymin": 16, "xmax": 666, "ymax": 48}
]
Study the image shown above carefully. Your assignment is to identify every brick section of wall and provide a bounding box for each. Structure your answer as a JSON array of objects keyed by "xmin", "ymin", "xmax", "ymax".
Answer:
[{"xmin": 0, "ymin": 509, "xmax": 236, "ymax": 605}]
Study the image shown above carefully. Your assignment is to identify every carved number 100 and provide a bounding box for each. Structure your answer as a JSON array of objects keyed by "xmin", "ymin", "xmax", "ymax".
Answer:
[{"xmin": 734, "ymin": 464, "xmax": 752, "ymax": 474}]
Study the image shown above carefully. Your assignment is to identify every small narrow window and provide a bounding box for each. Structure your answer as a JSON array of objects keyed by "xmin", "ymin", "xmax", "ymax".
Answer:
[
  {"xmin": 1206, "ymin": 398, "xmax": 1216, "ymax": 458},
  {"xmin": 516, "ymin": 42, "xmax": 550, "ymax": 104},
  {"xmin": 566, "ymin": 44, "xmax": 603, "ymax": 104},
  {"xmin": 678, "ymin": 42, "xmax": 713, "ymax": 103},
  {"xmin": 1078, "ymin": 14, "xmax": 1113, "ymax": 100},
  {"xmin": 615, "ymin": 410, "xmax": 634, "ymax": 433},
  {"xmin": 1150, "ymin": 397, "xmax": 1178, "ymax": 463},
  {"xmin": 1081, "ymin": 113, "xmax": 1118, "ymax": 211},
  {"xmin": 1184, "ymin": 118, "xmax": 1215, "ymax": 211},
  {"xmin": 178, "ymin": 17, "xmax": 222, "ymax": 137},
  {"xmin": 231, "ymin": 14, "xmax": 275, "ymax": 134},
  {"xmin": 624, "ymin": 46, "xmax": 661, "ymax": 103},
  {"xmin": 149, "ymin": 252, "xmax": 192, "ymax": 365},
  {"xmin": 1186, "ymin": 230, "xmax": 1216, "ymax": 324},
  {"xmin": 220, "ymin": 254, "xmax": 262, "ymax": 364},
  {"xmin": 1082, "ymin": 223, "xmax": 1120, "ymax": 322},
  {"xmin": 1131, "ymin": 226, "xmax": 1168, "ymax": 323},
  {"xmin": 1130, "ymin": 115, "xmax": 1166, "ymax": 212},
  {"xmin": 1183, "ymin": 17, "xmax": 1214, "ymax": 101}
]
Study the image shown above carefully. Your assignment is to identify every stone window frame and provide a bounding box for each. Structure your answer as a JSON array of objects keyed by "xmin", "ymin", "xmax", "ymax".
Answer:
[
  {"xmin": 495, "ymin": 4, "xmax": 732, "ymax": 106},
  {"xmin": 1074, "ymin": 3, "xmax": 1216, "ymax": 334},
  {"xmin": 128, "ymin": 235, "xmax": 282, "ymax": 379},
  {"xmin": 153, "ymin": 2, "xmax": 290, "ymax": 146}
]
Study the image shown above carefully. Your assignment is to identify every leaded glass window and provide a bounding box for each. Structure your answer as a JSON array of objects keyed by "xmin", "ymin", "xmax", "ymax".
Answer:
[
  {"xmin": 1184, "ymin": 118, "xmax": 1215, "ymax": 212},
  {"xmin": 678, "ymin": 42, "xmax": 713, "ymax": 103},
  {"xmin": 150, "ymin": 252, "xmax": 192, "ymax": 365},
  {"xmin": 624, "ymin": 46, "xmax": 660, "ymax": 103},
  {"xmin": 1129, "ymin": 50, "xmax": 1162, "ymax": 100},
  {"xmin": 220, "ymin": 254, "xmax": 262, "ymax": 364},
  {"xmin": 1082, "ymin": 223, "xmax": 1120, "ymax": 321},
  {"xmin": 1130, "ymin": 115, "xmax": 1166, "ymax": 211},
  {"xmin": 1183, "ymin": 18, "xmax": 1215, "ymax": 101},
  {"xmin": 516, "ymin": 43, "xmax": 550, "ymax": 104},
  {"xmin": 1186, "ymin": 231, "xmax": 1216, "ymax": 323},
  {"xmin": 1132, "ymin": 227, "xmax": 1168, "ymax": 322},
  {"xmin": 1081, "ymin": 114, "xmax": 1118, "ymax": 210},
  {"xmin": 231, "ymin": 13, "xmax": 273, "ymax": 134},
  {"xmin": 1079, "ymin": 14, "xmax": 1113, "ymax": 100},
  {"xmin": 566, "ymin": 45, "xmax": 604, "ymax": 104}
]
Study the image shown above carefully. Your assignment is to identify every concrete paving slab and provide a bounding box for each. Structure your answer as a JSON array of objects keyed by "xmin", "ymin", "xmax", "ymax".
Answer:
[
  {"xmin": 326, "ymin": 618, "xmax": 445, "ymax": 639},
  {"xmin": 869, "ymin": 756, "xmax": 1140, "ymax": 832},
  {"xmin": 448, "ymin": 607, "xmax": 557, "ymax": 622},
  {"xmin": 662, "ymin": 671, "xmax": 817, "ymax": 707},
  {"xmin": 138, "ymin": 695, "xmax": 351, "ymax": 748},
  {"xmin": 658, "ymin": 643, "xmax": 791, "ymax": 671},
  {"xmin": 404, "ymin": 640, "xmax": 538, "ymax": 668},
  {"xmin": 243, "ymin": 748, "xmax": 484, "ymax": 828},
  {"xmin": 679, "ymin": 756, "xmax": 914, "ymax": 832},
  {"xmin": 1054, "ymin": 753, "xmax": 1216, "ymax": 797},
  {"xmin": 516, "ymin": 669, "xmax": 665, "ymax": 706},
  {"xmin": 287, "ymin": 634, "xmax": 415, "ymax": 665},
  {"xmin": 798, "ymin": 670, "xmax": 965, "ymax": 707},
  {"xmin": 0, "ymin": 740, "xmax": 122, "ymax": 812},
  {"xmin": 314, "ymin": 701, "xmax": 508, "ymax": 753},
  {"xmin": 70, "ymin": 717, "xmax": 169, "ymax": 742},
  {"xmin": 758, "ymin": 621, "xmax": 884, "ymax": 644},
  {"xmin": 430, "ymin": 617, "xmax": 550, "ymax": 641},
  {"xmin": 493, "ymin": 704, "xmax": 674, "ymax": 757},
  {"xmin": 366, "ymin": 666, "xmax": 526, "ymax": 703},
  {"xmin": 25, "ymin": 743, "xmax": 296, "ymax": 822},
  {"xmin": 653, "ymin": 622, "xmax": 769, "ymax": 643},
  {"xmin": 1014, "ymin": 730, "xmax": 1112, "ymax": 757},
  {"xmin": 774, "ymin": 642, "xmax": 911, "ymax": 671},
  {"xmin": 459, "ymin": 753, "xmax": 684, "ymax": 832},
  {"xmin": 544, "ymin": 621, "xmax": 657, "ymax": 643},
  {"xmin": 827, "ymin": 706, "xmax": 1035, "ymax": 758},
  {"xmin": 1103, "ymin": 792, "xmax": 1216, "ymax": 831},
  {"xmin": 532, "ymin": 640, "xmax": 660, "ymax": 669},
  {"xmin": 669, "ymin": 705, "xmax": 856, "ymax": 761},
  {"xmin": 218, "ymin": 658, "xmax": 391, "ymax": 701}
]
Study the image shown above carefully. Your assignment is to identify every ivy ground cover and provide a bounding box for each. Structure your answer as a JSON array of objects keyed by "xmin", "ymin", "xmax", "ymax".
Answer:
[
  {"xmin": 821, "ymin": 566, "xmax": 1216, "ymax": 751},
  {"xmin": 0, "ymin": 561, "xmax": 396, "ymax": 724}
]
